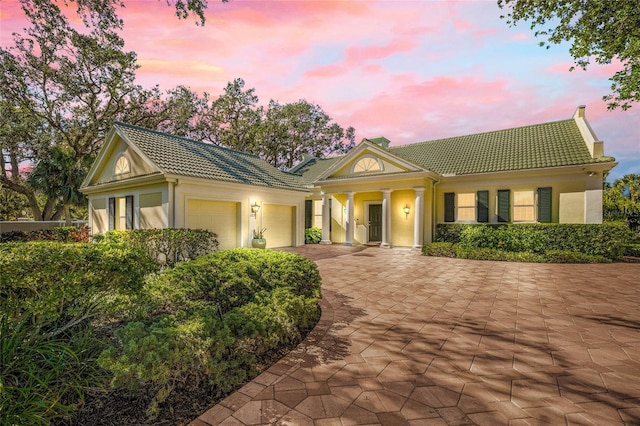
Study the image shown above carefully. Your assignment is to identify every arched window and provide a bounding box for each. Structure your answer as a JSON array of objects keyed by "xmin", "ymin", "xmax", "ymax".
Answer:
[
  {"xmin": 352, "ymin": 156, "xmax": 382, "ymax": 173},
  {"xmin": 114, "ymin": 154, "xmax": 130, "ymax": 175}
]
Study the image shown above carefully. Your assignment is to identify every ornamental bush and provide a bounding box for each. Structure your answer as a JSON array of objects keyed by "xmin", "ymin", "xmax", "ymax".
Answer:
[
  {"xmin": 305, "ymin": 227, "xmax": 322, "ymax": 244},
  {"xmin": 95, "ymin": 228, "xmax": 219, "ymax": 267},
  {"xmin": 0, "ymin": 241, "xmax": 156, "ymax": 425},
  {"xmin": 98, "ymin": 248, "xmax": 322, "ymax": 417}
]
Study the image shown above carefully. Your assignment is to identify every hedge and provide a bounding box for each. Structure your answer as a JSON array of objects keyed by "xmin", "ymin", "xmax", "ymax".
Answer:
[
  {"xmin": 0, "ymin": 225, "xmax": 90, "ymax": 243},
  {"xmin": 435, "ymin": 223, "xmax": 631, "ymax": 260},
  {"xmin": 94, "ymin": 228, "xmax": 219, "ymax": 267},
  {"xmin": 98, "ymin": 248, "xmax": 322, "ymax": 418}
]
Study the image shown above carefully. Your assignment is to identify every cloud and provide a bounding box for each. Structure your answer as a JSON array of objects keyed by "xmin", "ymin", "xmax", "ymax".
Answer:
[{"xmin": 344, "ymin": 38, "xmax": 417, "ymax": 66}]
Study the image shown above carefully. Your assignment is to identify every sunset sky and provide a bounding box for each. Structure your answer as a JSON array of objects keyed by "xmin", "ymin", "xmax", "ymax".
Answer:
[{"xmin": 1, "ymin": 0, "xmax": 638, "ymax": 180}]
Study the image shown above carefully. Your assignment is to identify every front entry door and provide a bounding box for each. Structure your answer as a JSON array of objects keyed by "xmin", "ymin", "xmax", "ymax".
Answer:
[{"xmin": 368, "ymin": 204, "xmax": 382, "ymax": 242}]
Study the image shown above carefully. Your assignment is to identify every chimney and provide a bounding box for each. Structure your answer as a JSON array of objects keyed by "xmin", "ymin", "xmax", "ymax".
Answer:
[{"xmin": 364, "ymin": 137, "xmax": 391, "ymax": 149}]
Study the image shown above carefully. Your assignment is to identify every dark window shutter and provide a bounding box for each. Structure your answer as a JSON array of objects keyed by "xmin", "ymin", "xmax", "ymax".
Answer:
[
  {"xmin": 537, "ymin": 187, "xmax": 552, "ymax": 223},
  {"xmin": 497, "ymin": 190, "xmax": 510, "ymax": 222},
  {"xmin": 305, "ymin": 200, "xmax": 312, "ymax": 229},
  {"xmin": 444, "ymin": 192, "xmax": 455, "ymax": 222},
  {"xmin": 125, "ymin": 195, "xmax": 134, "ymax": 230},
  {"xmin": 477, "ymin": 190, "xmax": 489, "ymax": 223},
  {"xmin": 108, "ymin": 197, "xmax": 115, "ymax": 230}
]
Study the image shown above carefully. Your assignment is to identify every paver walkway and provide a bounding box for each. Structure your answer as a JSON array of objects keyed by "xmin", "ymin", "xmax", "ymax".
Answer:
[{"xmin": 191, "ymin": 246, "xmax": 640, "ymax": 425}]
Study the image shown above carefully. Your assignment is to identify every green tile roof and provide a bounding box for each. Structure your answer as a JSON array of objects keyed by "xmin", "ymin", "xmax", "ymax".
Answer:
[
  {"xmin": 114, "ymin": 122, "xmax": 307, "ymax": 191},
  {"xmin": 389, "ymin": 119, "xmax": 614, "ymax": 175},
  {"xmin": 288, "ymin": 155, "xmax": 344, "ymax": 186}
]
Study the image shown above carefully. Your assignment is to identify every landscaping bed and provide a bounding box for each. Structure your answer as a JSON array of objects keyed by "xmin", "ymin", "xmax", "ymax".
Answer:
[{"xmin": 1, "ymin": 232, "xmax": 322, "ymax": 425}]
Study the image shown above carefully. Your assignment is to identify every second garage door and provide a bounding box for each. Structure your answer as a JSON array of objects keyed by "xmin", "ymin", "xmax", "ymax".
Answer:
[
  {"xmin": 262, "ymin": 204, "xmax": 294, "ymax": 248},
  {"xmin": 186, "ymin": 199, "xmax": 239, "ymax": 249}
]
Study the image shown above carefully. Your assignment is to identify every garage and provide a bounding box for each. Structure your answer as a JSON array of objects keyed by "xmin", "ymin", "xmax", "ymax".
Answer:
[
  {"xmin": 186, "ymin": 199, "xmax": 239, "ymax": 250},
  {"xmin": 262, "ymin": 204, "xmax": 294, "ymax": 248}
]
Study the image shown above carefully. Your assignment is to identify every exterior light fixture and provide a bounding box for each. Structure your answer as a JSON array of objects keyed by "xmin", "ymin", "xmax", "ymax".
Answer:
[
  {"xmin": 250, "ymin": 201, "xmax": 261, "ymax": 215},
  {"xmin": 403, "ymin": 204, "xmax": 410, "ymax": 219},
  {"xmin": 588, "ymin": 171, "xmax": 596, "ymax": 177}
]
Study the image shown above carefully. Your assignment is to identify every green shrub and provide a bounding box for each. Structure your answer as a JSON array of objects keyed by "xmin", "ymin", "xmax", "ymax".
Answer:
[
  {"xmin": 544, "ymin": 250, "xmax": 611, "ymax": 263},
  {"xmin": 0, "ymin": 225, "xmax": 90, "ymax": 243},
  {"xmin": 305, "ymin": 227, "xmax": 322, "ymax": 244},
  {"xmin": 436, "ymin": 223, "xmax": 631, "ymax": 260},
  {"xmin": 435, "ymin": 223, "xmax": 467, "ymax": 243},
  {"xmin": 98, "ymin": 248, "xmax": 322, "ymax": 417},
  {"xmin": 95, "ymin": 228, "xmax": 219, "ymax": 267},
  {"xmin": 0, "ymin": 241, "xmax": 157, "ymax": 326},
  {"xmin": 0, "ymin": 241, "xmax": 153, "ymax": 424},
  {"xmin": 624, "ymin": 243, "xmax": 640, "ymax": 257},
  {"xmin": 422, "ymin": 242, "xmax": 456, "ymax": 257}
]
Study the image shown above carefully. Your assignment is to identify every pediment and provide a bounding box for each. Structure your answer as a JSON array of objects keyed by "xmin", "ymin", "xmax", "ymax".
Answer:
[
  {"xmin": 82, "ymin": 128, "xmax": 160, "ymax": 188},
  {"xmin": 316, "ymin": 141, "xmax": 423, "ymax": 182}
]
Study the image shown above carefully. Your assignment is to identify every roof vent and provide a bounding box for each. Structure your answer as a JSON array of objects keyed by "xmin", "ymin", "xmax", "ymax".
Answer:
[{"xmin": 364, "ymin": 137, "xmax": 390, "ymax": 149}]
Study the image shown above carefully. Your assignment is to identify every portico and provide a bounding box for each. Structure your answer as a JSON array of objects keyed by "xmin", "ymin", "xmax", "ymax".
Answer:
[{"xmin": 315, "ymin": 183, "xmax": 433, "ymax": 249}]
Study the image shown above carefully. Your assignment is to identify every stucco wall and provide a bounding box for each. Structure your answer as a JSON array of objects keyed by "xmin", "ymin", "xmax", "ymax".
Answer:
[
  {"xmin": 435, "ymin": 172, "xmax": 597, "ymax": 224},
  {"xmin": 175, "ymin": 178, "xmax": 307, "ymax": 247},
  {"xmin": 94, "ymin": 139, "xmax": 156, "ymax": 185}
]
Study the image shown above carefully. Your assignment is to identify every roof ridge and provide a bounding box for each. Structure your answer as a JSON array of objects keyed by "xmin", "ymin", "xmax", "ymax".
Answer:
[
  {"xmin": 390, "ymin": 118, "xmax": 575, "ymax": 150},
  {"xmin": 113, "ymin": 121, "xmax": 263, "ymax": 161}
]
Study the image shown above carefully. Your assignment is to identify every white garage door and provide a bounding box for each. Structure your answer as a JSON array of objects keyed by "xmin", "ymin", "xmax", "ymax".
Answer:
[
  {"xmin": 187, "ymin": 199, "xmax": 239, "ymax": 249},
  {"xmin": 263, "ymin": 204, "xmax": 294, "ymax": 248}
]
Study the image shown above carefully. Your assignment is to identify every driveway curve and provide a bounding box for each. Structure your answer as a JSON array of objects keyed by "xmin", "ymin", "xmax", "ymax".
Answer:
[{"xmin": 191, "ymin": 246, "xmax": 640, "ymax": 425}]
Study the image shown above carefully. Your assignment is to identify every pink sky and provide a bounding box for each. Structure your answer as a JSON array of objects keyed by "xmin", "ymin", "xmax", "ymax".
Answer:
[{"xmin": 1, "ymin": 0, "xmax": 638, "ymax": 180}]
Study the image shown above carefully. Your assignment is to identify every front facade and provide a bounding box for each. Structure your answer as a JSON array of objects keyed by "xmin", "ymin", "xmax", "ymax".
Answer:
[{"xmin": 81, "ymin": 106, "xmax": 616, "ymax": 249}]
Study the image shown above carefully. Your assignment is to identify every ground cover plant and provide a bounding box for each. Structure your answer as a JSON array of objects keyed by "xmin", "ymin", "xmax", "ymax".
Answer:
[
  {"xmin": 1, "ymin": 235, "xmax": 321, "ymax": 425},
  {"xmin": 425, "ymin": 223, "xmax": 632, "ymax": 263}
]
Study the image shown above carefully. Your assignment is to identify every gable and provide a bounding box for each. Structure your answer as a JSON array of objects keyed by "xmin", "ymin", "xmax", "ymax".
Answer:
[
  {"xmin": 90, "ymin": 135, "xmax": 158, "ymax": 184},
  {"xmin": 317, "ymin": 142, "xmax": 424, "ymax": 182}
]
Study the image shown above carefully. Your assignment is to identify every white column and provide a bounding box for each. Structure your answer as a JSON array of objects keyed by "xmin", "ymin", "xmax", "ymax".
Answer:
[
  {"xmin": 413, "ymin": 186, "xmax": 425, "ymax": 249},
  {"xmin": 345, "ymin": 191, "xmax": 355, "ymax": 246},
  {"xmin": 381, "ymin": 189, "xmax": 392, "ymax": 248},
  {"xmin": 320, "ymin": 192, "xmax": 332, "ymax": 244}
]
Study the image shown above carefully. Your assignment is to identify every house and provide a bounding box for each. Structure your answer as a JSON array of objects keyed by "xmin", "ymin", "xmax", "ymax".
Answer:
[{"xmin": 81, "ymin": 106, "xmax": 616, "ymax": 249}]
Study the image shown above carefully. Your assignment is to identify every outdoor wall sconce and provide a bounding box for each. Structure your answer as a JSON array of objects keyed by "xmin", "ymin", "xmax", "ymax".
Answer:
[
  {"xmin": 403, "ymin": 204, "xmax": 410, "ymax": 219},
  {"xmin": 588, "ymin": 171, "xmax": 596, "ymax": 177},
  {"xmin": 250, "ymin": 201, "xmax": 261, "ymax": 215}
]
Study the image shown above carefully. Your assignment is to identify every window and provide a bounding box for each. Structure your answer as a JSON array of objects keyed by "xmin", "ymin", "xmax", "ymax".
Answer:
[
  {"xmin": 457, "ymin": 193, "xmax": 475, "ymax": 221},
  {"xmin": 477, "ymin": 190, "xmax": 489, "ymax": 223},
  {"xmin": 353, "ymin": 156, "xmax": 382, "ymax": 173},
  {"xmin": 108, "ymin": 196, "xmax": 133, "ymax": 230},
  {"xmin": 497, "ymin": 189, "xmax": 510, "ymax": 222},
  {"xmin": 114, "ymin": 155, "xmax": 130, "ymax": 175},
  {"xmin": 444, "ymin": 192, "xmax": 455, "ymax": 222},
  {"xmin": 513, "ymin": 190, "xmax": 535, "ymax": 222}
]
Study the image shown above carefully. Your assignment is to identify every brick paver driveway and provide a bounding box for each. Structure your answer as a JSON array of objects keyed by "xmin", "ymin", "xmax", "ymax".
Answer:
[{"xmin": 192, "ymin": 246, "xmax": 640, "ymax": 425}]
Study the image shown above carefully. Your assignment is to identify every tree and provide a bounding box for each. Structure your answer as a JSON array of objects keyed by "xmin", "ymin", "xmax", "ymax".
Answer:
[
  {"xmin": 203, "ymin": 79, "xmax": 356, "ymax": 169},
  {"xmin": 0, "ymin": 185, "xmax": 31, "ymax": 221},
  {"xmin": 206, "ymin": 78, "xmax": 262, "ymax": 152},
  {"xmin": 27, "ymin": 146, "xmax": 90, "ymax": 225},
  {"xmin": 0, "ymin": 0, "xmax": 167, "ymax": 220},
  {"xmin": 605, "ymin": 173, "xmax": 640, "ymax": 215},
  {"xmin": 257, "ymin": 100, "xmax": 355, "ymax": 169},
  {"xmin": 498, "ymin": 0, "xmax": 640, "ymax": 110}
]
